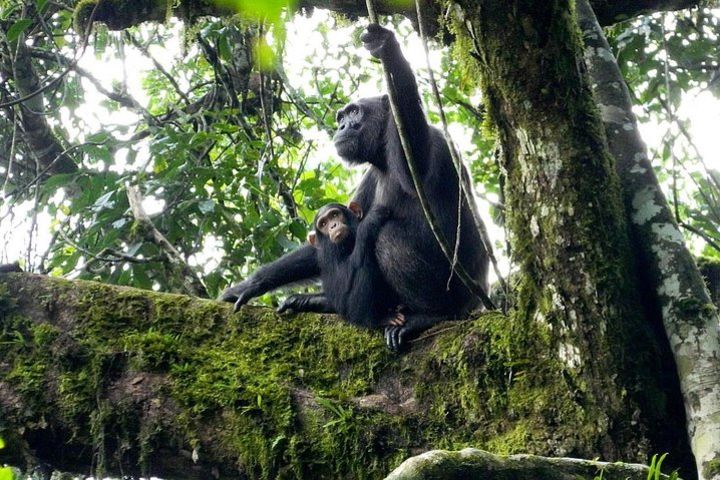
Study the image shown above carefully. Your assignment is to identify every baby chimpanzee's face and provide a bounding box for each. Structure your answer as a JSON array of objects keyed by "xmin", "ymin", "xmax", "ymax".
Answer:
[{"xmin": 315, "ymin": 206, "xmax": 350, "ymax": 244}]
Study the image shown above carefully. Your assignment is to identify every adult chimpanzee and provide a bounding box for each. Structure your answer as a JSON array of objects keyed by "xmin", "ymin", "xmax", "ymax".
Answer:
[
  {"xmin": 276, "ymin": 202, "xmax": 405, "ymax": 330},
  {"xmin": 222, "ymin": 24, "xmax": 489, "ymax": 350}
]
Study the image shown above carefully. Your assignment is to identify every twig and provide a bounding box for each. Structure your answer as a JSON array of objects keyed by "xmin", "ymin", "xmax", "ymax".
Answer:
[
  {"xmin": 415, "ymin": 0, "xmax": 507, "ymax": 311},
  {"xmin": 277, "ymin": 63, "xmax": 334, "ymax": 135},
  {"xmin": 56, "ymin": 226, "xmax": 158, "ymax": 267},
  {"xmin": 126, "ymin": 32, "xmax": 191, "ymax": 107},
  {"xmin": 126, "ymin": 185, "xmax": 209, "ymax": 297},
  {"xmin": 0, "ymin": 2, "xmax": 98, "ymax": 108},
  {"xmin": 5, "ymin": 140, "xmax": 107, "ymax": 200},
  {"xmin": 30, "ymin": 49, "xmax": 158, "ymax": 124},
  {"xmin": 448, "ymin": 96, "xmax": 485, "ymax": 122},
  {"xmin": 661, "ymin": 96, "xmax": 720, "ymax": 193},
  {"xmin": 654, "ymin": 118, "xmax": 720, "ymax": 224},
  {"xmin": 679, "ymin": 222, "xmax": 720, "ymax": 254},
  {"xmin": 409, "ymin": 320, "xmax": 471, "ymax": 344}
]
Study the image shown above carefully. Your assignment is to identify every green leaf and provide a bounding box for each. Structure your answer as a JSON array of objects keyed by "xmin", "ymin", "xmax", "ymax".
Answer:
[
  {"xmin": 41, "ymin": 173, "xmax": 77, "ymax": 194},
  {"xmin": 253, "ymin": 37, "xmax": 275, "ymax": 71},
  {"xmin": 0, "ymin": 467, "xmax": 15, "ymax": 480},
  {"xmin": 132, "ymin": 265, "xmax": 152, "ymax": 289},
  {"xmin": 217, "ymin": 35, "xmax": 231, "ymax": 62},
  {"xmin": 6, "ymin": 19, "xmax": 32, "ymax": 42},
  {"xmin": 387, "ymin": 0, "xmax": 413, "ymax": 8},
  {"xmin": 1, "ymin": 2, "xmax": 19, "ymax": 19},
  {"xmin": 0, "ymin": 436, "xmax": 5, "ymax": 449},
  {"xmin": 220, "ymin": 0, "xmax": 295, "ymax": 22},
  {"xmin": 288, "ymin": 220, "xmax": 306, "ymax": 240},
  {"xmin": 93, "ymin": 191, "xmax": 115, "ymax": 210}
]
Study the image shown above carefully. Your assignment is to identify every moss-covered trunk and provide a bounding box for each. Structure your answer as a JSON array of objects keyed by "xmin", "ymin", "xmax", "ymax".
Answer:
[
  {"xmin": 0, "ymin": 271, "xmax": 685, "ymax": 479},
  {"xmin": 451, "ymin": 0, "xmax": 691, "ymax": 469}
]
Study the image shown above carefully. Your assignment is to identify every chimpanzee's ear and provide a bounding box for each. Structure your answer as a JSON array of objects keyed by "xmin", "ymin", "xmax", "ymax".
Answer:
[
  {"xmin": 348, "ymin": 201, "xmax": 363, "ymax": 219},
  {"xmin": 307, "ymin": 231, "xmax": 317, "ymax": 247}
]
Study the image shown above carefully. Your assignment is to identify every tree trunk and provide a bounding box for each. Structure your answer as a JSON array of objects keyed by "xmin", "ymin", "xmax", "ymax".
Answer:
[
  {"xmin": 450, "ymin": 0, "xmax": 691, "ymax": 470},
  {"xmin": 0, "ymin": 40, "xmax": 77, "ymax": 175},
  {"xmin": 577, "ymin": 3, "xmax": 720, "ymax": 478}
]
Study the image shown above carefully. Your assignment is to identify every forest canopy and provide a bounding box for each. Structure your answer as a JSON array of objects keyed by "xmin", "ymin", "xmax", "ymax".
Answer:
[
  {"xmin": 1, "ymin": 0, "xmax": 720, "ymax": 479},
  {"xmin": 0, "ymin": 2, "xmax": 717, "ymax": 297}
]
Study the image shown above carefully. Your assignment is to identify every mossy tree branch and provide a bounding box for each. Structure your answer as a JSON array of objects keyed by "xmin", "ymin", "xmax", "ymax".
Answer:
[
  {"xmin": 0, "ymin": 272, "xmax": 684, "ymax": 478},
  {"xmin": 0, "ymin": 38, "xmax": 77, "ymax": 175},
  {"xmin": 71, "ymin": 0, "xmax": 703, "ymax": 34},
  {"xmin": 386, "ymin": 448, "xmax": 665, "ymax": 480}
]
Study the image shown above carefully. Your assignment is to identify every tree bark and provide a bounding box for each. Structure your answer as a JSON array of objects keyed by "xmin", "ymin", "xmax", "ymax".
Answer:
[
  {"xmin": 699, "ymin": 259, "xmax": 720, "ymax": 307},
  {"xmin": 386, "ymin": 448, "xmax": 662, "ymax": 480},
  {"xmin": 450, "ymin": 0, "xmax": 691, "ymax": 470},
  {"xmin": 0, "ymin": 40, "xmax": 77, "ymax": 175},
  {"xmin": 577, "ymin": 2, "xmax": 720, "ymax": 479}
]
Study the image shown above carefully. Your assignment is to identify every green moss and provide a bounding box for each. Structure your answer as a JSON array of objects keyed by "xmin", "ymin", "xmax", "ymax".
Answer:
[
  {"xmin": 485, "ymin": 420, "xmax": 532, "ymax": 454},
  {"xmin": 672, "ymin": 296, "xmax": 717, "ymax": 328},
  {"xmin": 73, "ymin": 0, "xmax": 98, "ymax": 33},
  {"xmin": 703, "ymin": 457, "xmax": 720, "ymax": 478},
  {"xmin": 438, "ymin": 0, "xmax": 686, "ymax": 467},
  {"xmin": 0, "ymin": 273, "xmax": 673, "ymax": 477},
  {"xmin": 73, "ymin": 0, "xmax": 167, "ymax": 33},
  {"xmin": 2, "ymin": 275, "xmax": 404, "ymax": 477}
]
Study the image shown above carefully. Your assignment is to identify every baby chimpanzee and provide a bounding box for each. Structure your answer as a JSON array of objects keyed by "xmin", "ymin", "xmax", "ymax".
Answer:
[{"xmin": 277, "ymin": 202, "xmax": 404, "ymax": 330}]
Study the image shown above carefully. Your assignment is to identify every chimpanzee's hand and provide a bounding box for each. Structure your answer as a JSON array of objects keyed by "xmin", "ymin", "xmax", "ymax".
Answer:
[
  {"xmin": 384, "ymin": 324, "xmax": 410, "ymax": 353},
  {"xmin": 276, "ymin": 294, "xmax": 308, "ymax": 314},
  {"xmin": 384, "ymin": 309, "xmax": 405, "ymax": 327},
  {"xmin": 0, "ymin": 263, "xmax": 22, "ymax": 273},
  {"xmin": 361, "ymin": 24, "xmax": 398, "ymax": 60},
  {"xmin": 220, "ymin": 278, "xmax": 263, "ymax": 312}
]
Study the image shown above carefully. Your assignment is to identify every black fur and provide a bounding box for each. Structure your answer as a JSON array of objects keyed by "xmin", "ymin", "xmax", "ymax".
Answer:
[
  {"xmin": 278, "ymin": 204, "xmax": 397, "ymax": 329},
  {"xmin": 222, "ymin": 25, "xmax": 489, "ymax": 351}
]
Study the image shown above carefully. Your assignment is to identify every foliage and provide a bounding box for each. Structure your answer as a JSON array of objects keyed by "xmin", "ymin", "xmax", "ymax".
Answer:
[
  {"xmin": 608, "ymin": 9, "xmax": 720, "ymax": 258},
  {"xmin": 646, "ymin": 453, "xmax": 680, "ymax": 480},
  {"xmin": 0, "ymin": 3, "xmax": 495, "ymax": 299},
  {"xmin": 0, "ymin": 436, "xmax": 16, "ymax": 480},
  {"xmin": 0, "ymin": 3, "xmax": 718, "ymax": 298}
]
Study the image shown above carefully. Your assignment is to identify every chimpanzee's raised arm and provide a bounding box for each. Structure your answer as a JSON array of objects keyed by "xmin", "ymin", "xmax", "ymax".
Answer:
[
  {"xmin": 361, "ymin": 24, "xmax": 429, "ymax": 152},
  {"xmin": 350, "ymin": 169, "xmax": 379, "ymax": 212},
  {"xmin": 361, "ymin": 24, "xmax": 433, "ymax": 192},
  {"xmin": 220, "ymin": 245, "xmax": 319, "ymax": 311}
]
